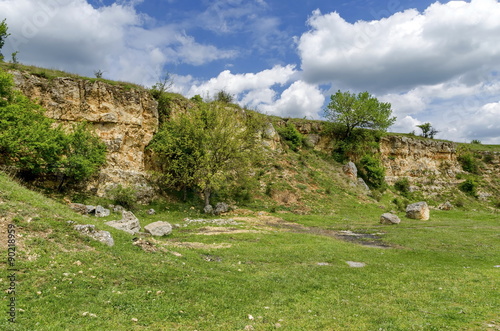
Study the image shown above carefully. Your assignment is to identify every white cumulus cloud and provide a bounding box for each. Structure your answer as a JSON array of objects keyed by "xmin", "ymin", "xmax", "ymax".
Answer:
[
  {"xmin": 298, "ymin": 0, "xmax": 500, "ymax": 93},
  {"xmin": 0, "ymin": 0, "xmax": 237, "ymax": 85}
]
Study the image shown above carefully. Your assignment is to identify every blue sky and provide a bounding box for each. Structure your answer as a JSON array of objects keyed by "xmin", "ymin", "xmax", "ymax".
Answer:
[{"xmin": 1, "ymin": 0, "xmax": 500, "ymax": 143}]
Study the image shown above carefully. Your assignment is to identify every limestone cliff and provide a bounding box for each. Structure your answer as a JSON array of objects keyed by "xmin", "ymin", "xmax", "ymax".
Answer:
[
  {"xmin": 12, "ymin": 71, "xmax": 158, "ymax": 200},
  {"xmin": 379, "ymin": 135, "xmax": 462, "ymax": 187}
]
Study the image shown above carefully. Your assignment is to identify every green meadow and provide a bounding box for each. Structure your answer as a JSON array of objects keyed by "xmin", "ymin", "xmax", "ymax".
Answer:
[{"xmin": 1, "ymin": 172, "xmax": 499, "ymax": 330}]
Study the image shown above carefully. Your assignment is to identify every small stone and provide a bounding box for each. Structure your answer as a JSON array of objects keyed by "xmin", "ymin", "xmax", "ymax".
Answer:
[
  {"xmin": 438, "ymin": 201, "xmax": 453, "ymax": 210},
  {"xmin": 248, "ymin": 314, "xmax": 254, "ymax": 320},
  {"xmin": 346, "ymin": 261, "xmax": 366, "ymax": 268},
  {"xmin": 244, "ymin": 326, "xmax": 254, "ymax": 331},
  {"xmin": 147, "ymin": 208, "xmax": 156, "ymax": 215},
  {"xmin": 131, "ymin": 318, "xmax": 138, "ymax": 322},
  {"xmin": 317, "ymin": 262, "xmax": 329, "ymax": 266}
]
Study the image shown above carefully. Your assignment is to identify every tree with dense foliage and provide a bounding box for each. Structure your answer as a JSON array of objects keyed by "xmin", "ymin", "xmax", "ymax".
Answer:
[
  {"xmin": 325, "ymin": 90, "xmax": 396, "ymax": 139},
  {"xmin": 0, "ymin": 69, "xmax": 106, "ymax": 188},
  {"xmin": 417, "ymin": 122, "xmax": 439, "ymax": 139},
  {"xmin": 0, "ymin": 19, "xmax": 9, "ymax": 61},
  {"xmin": 149, "ymin": 102, "xmax": 260, "ymax": 206}
]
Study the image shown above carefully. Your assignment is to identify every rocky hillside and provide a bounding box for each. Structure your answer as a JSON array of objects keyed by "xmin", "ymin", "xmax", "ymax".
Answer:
[
  {"xmin": 12, "ymin": 70, "xmax": 158, "ymax": 200},
  {"xmin": 9, "ymin": 68, "xmax": 500, "ymax": 207}
]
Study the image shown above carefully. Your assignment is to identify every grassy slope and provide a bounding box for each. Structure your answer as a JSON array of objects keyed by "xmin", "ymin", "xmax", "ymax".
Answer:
[{"xmin": 1, "ymin": 170, "xmax": 500, "ymax": 330}]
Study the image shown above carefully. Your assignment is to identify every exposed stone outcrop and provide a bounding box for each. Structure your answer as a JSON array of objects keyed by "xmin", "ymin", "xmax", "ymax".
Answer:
[
  {"xmin": 11, "ymin": 71, "xmax": 158, "ymax": 201},
  {"xmin": 379, "ymin": 136, "xmax": 462, "ymax": 187}
]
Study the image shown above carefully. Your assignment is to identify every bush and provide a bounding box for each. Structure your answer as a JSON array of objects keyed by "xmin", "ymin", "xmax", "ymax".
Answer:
[
  {"xmin": 392, "ymin": 197, "xmax": 408, "ymax": 211},
  {"xmin": 215, "ymin": 90, "xmax": 234, "ymax": 104},
  {"xmin": 357, "ymin": 155, "xmax": 386, "ymax": 189},
  {"xmin": 108, "ymin": 185, "xmax": 137, "ymax": 210},
  {"xmin": 458, "ymin": 153, "xmax": 480, "ymax": 174},
  {"xmin": 458, "ymin": 178, "xmax": 477, "ymax": 197},
  {"xmin": 394, "ymin": 177, "xmax": 411, "ymax": 197},
  {"xmin": 277, "ymin": 123, "xmax": 304, "ymax": 152},
  {"xmin": 483, "ymin": 153, "xmax": 494, "ymax": 164}
]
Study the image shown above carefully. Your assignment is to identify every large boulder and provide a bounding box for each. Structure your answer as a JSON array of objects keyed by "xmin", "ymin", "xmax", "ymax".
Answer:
[
  {"xmin": 406, "ymin": 202, "xmax": 430, "ymax": 220},
  {"xmin": 380, "ymin": 213, "xmax": 401, "ymax": 225},
  {"xmin": 105, "ymin": 211, "xmax": 141, "ymax": 234},
  {"xmin": 74, "ymin": 224, "xmax": 114, "ymax": 246},
  {"xmin": 144, "ymin": 221, "xmax": 172, "ymax": 236},
  {"xmin": 342, "ymin": 161, "xmax": 357, "ymax": 180}
]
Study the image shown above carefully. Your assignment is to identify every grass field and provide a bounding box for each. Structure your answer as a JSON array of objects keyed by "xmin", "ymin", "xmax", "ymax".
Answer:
[{"xmin": 1, "ymin": 172, "xmax": 499, "ymax": 330}]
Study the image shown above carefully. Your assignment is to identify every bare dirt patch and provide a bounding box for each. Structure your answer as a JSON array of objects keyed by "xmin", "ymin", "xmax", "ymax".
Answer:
[
  {"xmin": 165, "ymin": 241, "xmax": 232, "ymax": 249},
  {"xmin": 196, "ymin": 226, "xmax": 267, "ymax": 236}
]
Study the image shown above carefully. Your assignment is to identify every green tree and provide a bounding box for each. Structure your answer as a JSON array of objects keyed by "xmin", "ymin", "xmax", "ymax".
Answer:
[
  {"xmin": 417, "ymin": 122, "xmax": 439, "ymax": 139},
  {"xmin": 325, "ymin": 90, "xmax": 395, "ymax": 139},
  {"xmin": 0, "ymin": 19, "xmax": 9, "ymax": 62},
  {"xmin": 150, "ymin": 102, "xmax": 260, "ymax": 206}
]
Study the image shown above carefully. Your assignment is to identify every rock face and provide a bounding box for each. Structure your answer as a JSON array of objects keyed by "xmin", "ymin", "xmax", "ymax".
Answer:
[
  {"xmin": 379, "ymin": 136, "xmax": 462, "ymax": 191},
  {"xmin": 380, "ymin": 213, "xmax": 401, "ymax": 224},
  {"xmin": 406, "ymin": 202, "xmax": 430, "ymax": 220},
  {"xmin": 12, "ymin": 71, "xmax": 158, "ymax": 201},
  {"xmin": 105, "ymin": 211, "xmax": 141, "ymax": 234},
  {"xmin": 144, "ymin": 221, "xmax": 172, "ymax": 236}
]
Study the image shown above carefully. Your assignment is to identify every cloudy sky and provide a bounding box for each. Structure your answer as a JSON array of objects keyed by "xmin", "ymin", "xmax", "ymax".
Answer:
[{"xmin": 1, "ymin": 0, "xmax": 499, "ymax": 144}]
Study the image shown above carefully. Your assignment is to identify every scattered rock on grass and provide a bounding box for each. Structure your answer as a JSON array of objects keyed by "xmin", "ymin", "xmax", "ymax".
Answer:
[
  {"xmin": 74, "ymin": 224, "xmax": 114, "ymax": 246},
  {"xmin": 105, "ymin": 211, "xmax": 141, "ymax": 234},
  {"xmin": 95, "ymin": 205, "xmax": 110, "ymax": 217},
  {"xmin": 346, "ymin": 261, "xmax": 366, "ymax": 268},
  {"xmin": 144, "ymin": 221, "xmax": 172, "ymax": 236},
  {"xmin": 147, "ymin": 208, "xmax": 156, "ymax": 215},
  {"xmin": 380, "ymin": 213, "xmax": 401, "ymax": 225},
  {"xmin": 406, "ymin": 201, "xmax": 430, "ymax": 220},
  {"xmin": 438, "ymin": 201, "xmax": 453, "ymax": 210}
]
